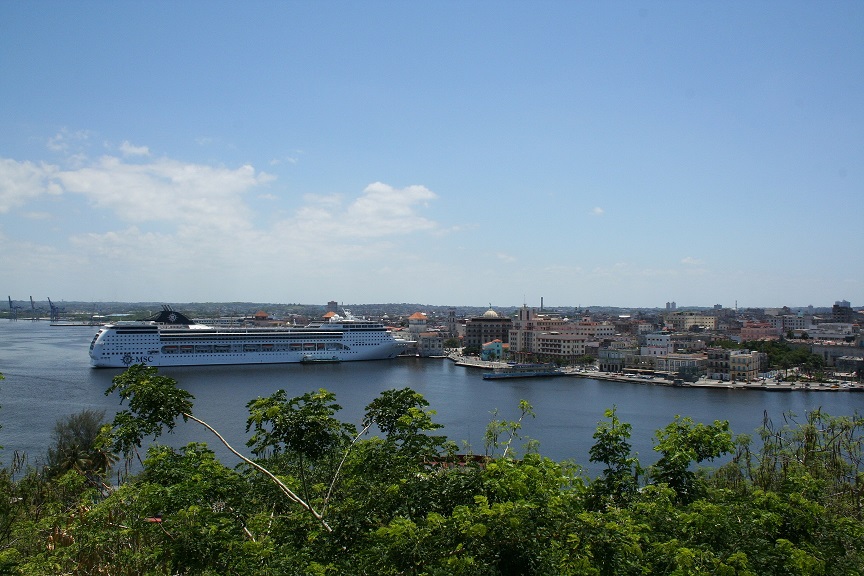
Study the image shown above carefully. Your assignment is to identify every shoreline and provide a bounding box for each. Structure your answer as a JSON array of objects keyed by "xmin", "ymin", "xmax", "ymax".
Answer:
[
  {"xmin": 447, "ymin": 354, "xmax": 863, "ymax": 392},
  {"xmin": 569, "ymin": 371, "xmax": 864, "ymax": 392}
]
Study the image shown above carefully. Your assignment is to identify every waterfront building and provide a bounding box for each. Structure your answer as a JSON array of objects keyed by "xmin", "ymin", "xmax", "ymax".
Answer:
[
  {"xmin": 463, "ymin": 308, "xmax": 512, "ymax": 350},
  {"xmin": 729, "ymin": 350, "xmax": 767, "ymax": 382},
  {"xmin": 508, "ymin": 305, "xmax": 543, "ymax": 362},
  {"xmin": 481, "ymin": 339, "xmax": 507, "ymax": 361},
  {"xmin": 641, "ymin": 331, "xmax": 674, "ymax": 357},
  {"xmin": 534, "ymin": 332, "xmax": 588, "ymax": 362},
  {"xmin": 707, "ymin": 347, "xmax": 767, "ymax": 381},
  {"xmin": 407, "ymin": 312, "xmax": 428, "ymax": 335},
  {"xmin": 598, "ymin": 346, "xmax": 638, "ymax": 372},
  {"xmin": 508, "ymin": 305, "xmax": 594, "ymax": 363},
  {"xmin": 510, "ymin": 306, "xmax": 534, "ymax": 347},
  {"xmin": 707, "ymin": 348, "xmax": 732, "ymax": 380},
  {"xmin": 417, "ymin": 332, "xmax": 445, "ymax": 357},
  {"xmin": 654, "ymin": 353, "xmax": 706, "ymax": 380}
]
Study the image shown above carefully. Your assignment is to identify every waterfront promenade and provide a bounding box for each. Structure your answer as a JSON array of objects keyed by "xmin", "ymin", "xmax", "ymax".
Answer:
[
  {"xmin": 448, "ymin": 354, "xmax": 863, "ymax": 392},
  {"xmin": 571, "ymin": 370, "xmax": 864, "ymax": 392}
]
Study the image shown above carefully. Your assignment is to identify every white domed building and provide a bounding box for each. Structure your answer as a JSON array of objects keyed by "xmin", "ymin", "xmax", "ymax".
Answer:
[{"xmin": 463, "ymin": 307, "xmax": 512, "ymax": 351}]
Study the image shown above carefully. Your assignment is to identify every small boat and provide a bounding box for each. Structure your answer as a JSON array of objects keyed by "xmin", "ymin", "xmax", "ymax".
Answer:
[{"xmin": 482, "ymin": 363, "xmax": 564, "ymax": 380}]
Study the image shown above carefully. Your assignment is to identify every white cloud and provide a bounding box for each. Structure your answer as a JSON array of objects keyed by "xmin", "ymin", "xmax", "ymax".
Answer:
[
  {"xmin": 46, "ymin": 129, "xmax": 90, "ymax": 153},
  {"xmin": 1, "ymin": 143, "xmax": 445, "ymax": 300},
  {"xmin": 119, "ymin": 141, "xmax": 151, "ymax": 157},
  {"xmin": 0, "ymin": 158, "xmax": 61, "ymax": 213},
  {"xmin": 280, "ymin": 182, "xmax": 439, "ymax": 241},
  {"xmin": 591, "ymin": 206, "xmax": 604, "ymax": 216},
  {"xmin": 269, "ymin": 153, "xmax": 300, "ymax": 166},
  {"xmin": 347, "ymin": 182, "xmax": 438, "ymax": 236},
  {"xmin": 681, "ymin": 256, "xmax": 703, "ymax": 265},
  {"xmin": 55, "ymin": 156, "xmax": 273, "ymax": 232}
]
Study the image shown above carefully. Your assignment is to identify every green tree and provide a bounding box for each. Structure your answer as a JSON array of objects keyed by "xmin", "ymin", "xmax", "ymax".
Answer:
[
  {"xmin": 588, "ymin": 406, "xmax": 642, "ymax": 509},
  {"xmin": 363, "ymin": 387, "xmax": 447, "ymax": 460},
  {"xmin": 484, "ymin": 400, "xmax": 536, "ymax": 459},
  {"xmin": 246, "ymin": 388, "xmax": 355, "ymax": 506},
  {"xmin": 105, "ymin": 364, "xmax": 332, "ymax": 531},
  {"xmin": 46, "ymin": 409, "xmax": 116, "ymax": 481},
  {"xmin": 650, "ymin": 416, "xmax": 734, "ymax": 503},
  {"xmin": 8, "ymin": 370, "xmax": 864, "ymax": 575},
  {"xmin": 0, "ymin": 371, "xmax": 4, "ymax": 454}
]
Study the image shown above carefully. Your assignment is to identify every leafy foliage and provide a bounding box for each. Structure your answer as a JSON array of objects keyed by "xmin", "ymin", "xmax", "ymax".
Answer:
[
  {"xmin": 588, "ymin": 406, "xmax": 642, "ymax": 509},
  {"xmin": 2, "ymin": 366, "xmax": 864, "ymax": 574},
  {"xmin": 364, "ymin": 387, "xmax": 448, "ymax": 459},
  {"xmin": 104, "ymin": 364, "xmax": 195, "ymax": 459},
  {"xmin": 650, "ymin": 416, "xmax": 734, "ymax": 503}
]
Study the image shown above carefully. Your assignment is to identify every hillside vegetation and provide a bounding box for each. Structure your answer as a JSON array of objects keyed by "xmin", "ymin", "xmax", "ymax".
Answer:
[{"xmin": 1, "ymin": 367, "xmax": 863, "ymax": 575}]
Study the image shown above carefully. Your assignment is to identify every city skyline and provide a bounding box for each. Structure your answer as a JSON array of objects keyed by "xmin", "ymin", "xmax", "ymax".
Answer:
[
  {"xmin": 1, "ymin": 2, "xmax": 862, "ymax": 308},
  {"xmin": 3, "ymin": 297, "xmax": 856, "ymax": 317}
]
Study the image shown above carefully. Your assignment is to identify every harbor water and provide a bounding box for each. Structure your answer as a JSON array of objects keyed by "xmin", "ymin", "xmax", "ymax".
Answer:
[{"xmin": 2, "ymin": 320, "xmax": 863, "ymax": 476}]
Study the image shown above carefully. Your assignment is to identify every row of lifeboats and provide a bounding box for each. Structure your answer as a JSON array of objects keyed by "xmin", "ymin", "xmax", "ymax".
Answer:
[{"xmin": 160, "ymin": 342, "xmax": 349, "ymax": 354}]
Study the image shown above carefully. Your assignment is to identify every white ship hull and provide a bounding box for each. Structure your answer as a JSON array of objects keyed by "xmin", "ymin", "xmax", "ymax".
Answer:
[{"xmin": 89, "ymin": 309, "xmax": 408, "ymax": 368}]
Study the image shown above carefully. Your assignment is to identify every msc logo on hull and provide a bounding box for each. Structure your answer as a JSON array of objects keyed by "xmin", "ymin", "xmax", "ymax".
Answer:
[{"xmin": 122, "ymin": 354, "xmax": 155, "ymax": 366}]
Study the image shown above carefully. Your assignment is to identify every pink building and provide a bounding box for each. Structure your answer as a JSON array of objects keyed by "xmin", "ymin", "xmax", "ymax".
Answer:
[{"xmin": 740, "ymin": 321, "xmax": 780, "ymax": 341}]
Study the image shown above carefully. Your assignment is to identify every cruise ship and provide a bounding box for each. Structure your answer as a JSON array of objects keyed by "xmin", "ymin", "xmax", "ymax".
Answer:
[{"xmin": 89, "ymin": 306, "xmax": 409, "ymax": 368}]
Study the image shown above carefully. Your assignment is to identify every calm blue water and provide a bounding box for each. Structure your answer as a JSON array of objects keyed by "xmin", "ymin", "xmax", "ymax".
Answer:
[{"xmin": 2, "ymin": 320, "xmax": 863, "ymax": 475}]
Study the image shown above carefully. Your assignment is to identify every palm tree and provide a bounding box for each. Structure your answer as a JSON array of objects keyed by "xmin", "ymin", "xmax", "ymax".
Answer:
[{"xmin": 46, "ymin": 409, "xmax": 117, "ymax": 479}]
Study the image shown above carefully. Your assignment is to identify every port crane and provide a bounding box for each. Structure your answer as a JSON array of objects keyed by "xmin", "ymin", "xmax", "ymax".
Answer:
[
  {"xmin": 8, "ymin": 296, "xmax": 22, "ymax": 320},
  {"xmin": 47, "ymin": 297, "xmax": 65, "ymax": 323}
]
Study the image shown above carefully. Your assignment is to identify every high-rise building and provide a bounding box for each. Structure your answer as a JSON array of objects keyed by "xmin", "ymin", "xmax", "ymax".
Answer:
[{"xmin": 833, "ymin": 300, "xmax": 854, "ymax": 323}]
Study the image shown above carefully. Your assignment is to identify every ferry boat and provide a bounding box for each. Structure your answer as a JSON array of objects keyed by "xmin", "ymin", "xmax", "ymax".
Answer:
[
  {"xmin": 89, "ymin": 305, "xmax": 409, "ymax": 368},
  {"xmin": 482, "ymin": 363, "xmax": 565, "ymax": 380}
]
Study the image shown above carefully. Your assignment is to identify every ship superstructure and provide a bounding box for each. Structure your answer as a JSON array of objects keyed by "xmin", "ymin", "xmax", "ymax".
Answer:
[{"xmin": 89, "ymin": 306, "xmax": 408, "ymax": 368}]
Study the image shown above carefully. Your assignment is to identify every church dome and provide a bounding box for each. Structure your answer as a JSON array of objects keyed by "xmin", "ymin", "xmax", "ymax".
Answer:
[{"xmin": 482, "ymin": 309, "xmax": 499, "ymax": 319}]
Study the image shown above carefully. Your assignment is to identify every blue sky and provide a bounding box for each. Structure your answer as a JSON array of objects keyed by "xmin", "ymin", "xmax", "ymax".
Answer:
[{"xmin": 1, "ymin": 1, "xmax": 861, "ymax": 308}]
